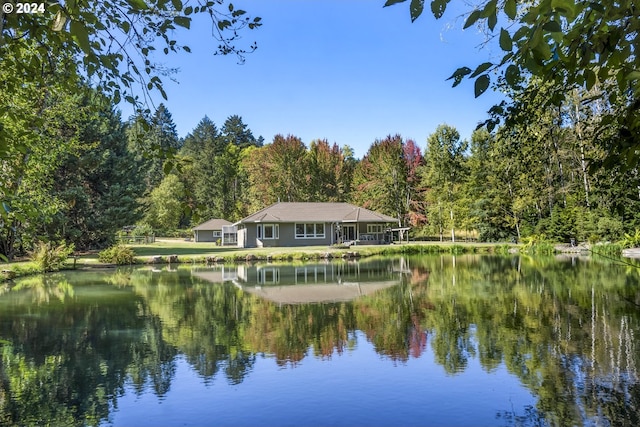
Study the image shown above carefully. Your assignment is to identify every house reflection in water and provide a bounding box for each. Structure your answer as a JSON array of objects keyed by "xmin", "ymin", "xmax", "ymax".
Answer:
[{"xmin": 192, "ymin": 258, "xmax": 410, "ymax": 305}]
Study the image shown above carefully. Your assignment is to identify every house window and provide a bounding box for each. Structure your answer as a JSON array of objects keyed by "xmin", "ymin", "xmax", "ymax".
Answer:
[
  {"xmin": 213, "ymin": 231, "xmax": 222, "ymax": 237},
  {"xmin": 258, "ymin": 268, "xmax": 280, "ymax": 284},
  {"xmin": 367, "ymin": 224, "xmax": 383, "ymax": 234},
  {"xmin": 257, "ymin": 224, "xmax": 279, "ymax": 239},
  {"xmin": 295, "ymin": 223, "xmax": 325, "ymax": 238}
]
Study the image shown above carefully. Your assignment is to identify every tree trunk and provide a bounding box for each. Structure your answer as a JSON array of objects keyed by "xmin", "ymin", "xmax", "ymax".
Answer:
[{"xmin": 450, "ymin": 208, "xmax": 455, "ymax": 243}]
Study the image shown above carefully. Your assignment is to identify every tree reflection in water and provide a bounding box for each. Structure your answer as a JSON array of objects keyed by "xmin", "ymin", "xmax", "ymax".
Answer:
[{"xmin": 0, "ymin": 255, "xmax": 637, "ymax": 426}]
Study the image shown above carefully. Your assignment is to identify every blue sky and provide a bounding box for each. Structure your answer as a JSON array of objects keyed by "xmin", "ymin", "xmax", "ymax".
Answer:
[{"xmin": 139, "ymin": 0, "xmax": 504, "ymax": 158}]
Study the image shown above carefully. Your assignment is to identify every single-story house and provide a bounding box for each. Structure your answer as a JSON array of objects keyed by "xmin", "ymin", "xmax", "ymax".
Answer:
[
  {"xmin": 192, "ymin": 218, "xmax": 237, "ymax": 245},
  {"xmin": 234, "ymin": 202, "xmax": 399, "ymax": 248}
]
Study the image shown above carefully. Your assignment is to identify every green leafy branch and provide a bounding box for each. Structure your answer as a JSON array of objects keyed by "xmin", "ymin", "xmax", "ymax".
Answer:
[{"xmin": 384, "ymin": 0, "xmax": 640, "ymax": 136}]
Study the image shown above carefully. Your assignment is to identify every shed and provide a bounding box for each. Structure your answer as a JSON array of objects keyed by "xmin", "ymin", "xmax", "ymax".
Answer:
[{"xmin": 192, "ymin": 219, "xmax": 234, "ymax": 244}]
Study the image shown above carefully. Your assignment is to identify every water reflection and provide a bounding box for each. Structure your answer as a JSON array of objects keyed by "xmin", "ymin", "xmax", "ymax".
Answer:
[
  {"xmin": 192, "ymin": 260, "xmax": 409, "ymax": 304},
  {"xmin": 0, "ymin": 255, "xmax": 637, "ymax": 426}
]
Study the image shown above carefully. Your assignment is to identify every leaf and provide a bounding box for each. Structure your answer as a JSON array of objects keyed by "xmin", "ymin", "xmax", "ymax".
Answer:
[
  {"xmin": 383, "ymin": 0, "xmax": 408, "ymax": 6},
  {"xmin": 504, "ymin": 0, "xmax": 517, "ymax": 19},
  {"xmin": 499, "ymin": 28, "xmax": 512, "ymax": 51},
  {"xmin": 409, "ymin": 0, "xmax": 424, "ymax": 22},
  {"xmin": 430, "ymin": 0, "xmax": 447, "ymax": 19},
  {"xmin": 163, "ymin": 161, "xmax": 174, "ymax": 175},
  {"xmin": 410, "ymin": 0, "xmax": 424, "ymax": 22},
  {"xmin": 463, "ymin": 10, "xmax": 482, "ymax": 29},
  {"xmin": 471, "ymin": 62, "xmax": 492, "ymax": 78},
  {"xmin": 447, "ymin": 66, "xmax": 472, "ymax": 87},
  {"xmin": 542, "ymin": 20, "xmax": 562, "ymax": 32},
  {"xmin": 505, "ymin": 64, "xmax": 520, "ymax": 87},
  {"xmin": 184, "ymin": 6, "xmax": 193, "ymax": 15},
  {"xmin": 183, "ymin": 46, "xmax": 191, "ymax": 53},
  {"xmin": 626, "ymin": 70, "xmax": 640, "ymax": 81},
  {"xmin": 70, "ymin": 20, "xmax": 91, "ymax": 55},
  {"xmin": 174, "ymin": 16, "xmax": 191, "ymax": 29},
  {"xmin": 487, "ymin": 14, "xmax": 499, "ymax": 32},
  {"xmin": 585, "ymin": 69, "xmax": 596, "ymax": 90},
  {"xmin": 474, "ymin": 74, "xmax": 490, "ymax": 97},
  {"xmin": 551, "ymin": 0, "xmax": 576, "ymax": 19},
  {"xmin": 52, "ymin": 11, "xmax": 67, "ymax": 31},
  {"xmin": 172, "ymin": 0, "xmax": 183, "ymax": 10},
  {"xmin": 126, "ymin": 0, "xmax": 149, "ymax": 10}
]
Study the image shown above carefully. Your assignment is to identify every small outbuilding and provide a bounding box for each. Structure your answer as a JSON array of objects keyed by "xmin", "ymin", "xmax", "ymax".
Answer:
[{"xmin": 192, "ymin": 219, "xmax": 236, "ymax": 244}]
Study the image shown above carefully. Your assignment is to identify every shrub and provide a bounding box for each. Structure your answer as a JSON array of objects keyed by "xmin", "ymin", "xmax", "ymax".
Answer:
[
  {"xmin": 99, "ymin": 244, "xmax": 136, "ymax": 265},
  {"xmin": 591, "ymin": 242, "xmax": 623, "ymax": 256},
  {"xmin": 131, "ymin": 223, "xmax": 154, "ymax": 237},
  {"xmin": 520, "ymin": 234, "xmax": 556, "ymax": 255},
  {"xmin": 30, "ymin": 241, "xmax": 75, "ymax": 272},
  {"xmin": 620, "ymin": 229, "xmax": 640, "ymax": 249}
]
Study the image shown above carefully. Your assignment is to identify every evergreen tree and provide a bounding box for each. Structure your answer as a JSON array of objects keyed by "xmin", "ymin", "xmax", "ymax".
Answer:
[
  {"xmin": 128, "ymin": 103, "xmax": 180, "ymax": 194},
  {"xmin": 181, "ymin": 116, "xmax": 220, "ymax": 158},
  {"xmin": 221, "ymin": 115, "xmax": 261, "ymax": 149},
  {"xmin": 47, "ymin": 93, "xmax": 144, "ymax": 249}
]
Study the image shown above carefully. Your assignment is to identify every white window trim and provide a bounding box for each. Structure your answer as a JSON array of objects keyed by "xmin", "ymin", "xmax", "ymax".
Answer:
[
  {"xmin": 294, "ymin": 223, "xmax": 326, "ymax": 239},
  {"xmin": 257, "ymin": 224, "xmax": 279, "ymax": 240},
  {"xmin": 367, "ymin": 224, "xmax": 383, "ymax": 234}
]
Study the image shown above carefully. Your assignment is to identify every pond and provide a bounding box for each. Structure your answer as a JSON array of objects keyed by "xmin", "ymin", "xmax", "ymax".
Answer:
[{"xmin": 0, "ymin": 255, "xmax": 638, "ymax": 426}]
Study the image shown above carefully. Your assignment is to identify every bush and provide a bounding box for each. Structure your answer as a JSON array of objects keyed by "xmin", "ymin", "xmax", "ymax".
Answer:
[
  {"xmin": 620, "ymin": 229, "xmax": 640, "ymax": 249},
  {"xmin": 591, "ymin": 242, "xmax": 623, "ymax": 256},
  {"xmin": 99, "ymin": 244, "xmax": 136, "ymax": 265},
  {"xmin": 30, "ymin": 241, "xmax": 75, "ymax": 272},
  {"xmin": 131, "ymin": 223, "xmax": 154, "ymax": 237},
  {"xmin": 520, "ymin": 234, "xmax": 556, "ymax": 255}
]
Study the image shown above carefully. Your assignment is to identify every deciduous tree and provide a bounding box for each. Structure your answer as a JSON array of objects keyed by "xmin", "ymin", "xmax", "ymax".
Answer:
[
  {"xmin": 387, "ymin": 0, "xmax": 639, "ymax": 167},
  {"xmin": 351, "ymin": 134, "xmax": 408, "ymax": 225}
]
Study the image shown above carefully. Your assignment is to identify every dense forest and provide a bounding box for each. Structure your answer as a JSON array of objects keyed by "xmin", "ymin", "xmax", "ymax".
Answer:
[{"xmin": 1, "ymin": 78, "xmax": 639, "ymax": 261}]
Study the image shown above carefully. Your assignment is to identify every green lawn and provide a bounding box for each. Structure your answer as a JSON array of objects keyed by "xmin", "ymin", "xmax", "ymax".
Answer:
[
  {"xmin": 127, "ymin": 239, "xmax": 347, "ymax": 259},
  {"xmin": 126, "ymin": 239, "xmax": 513, "ymax": 260}
]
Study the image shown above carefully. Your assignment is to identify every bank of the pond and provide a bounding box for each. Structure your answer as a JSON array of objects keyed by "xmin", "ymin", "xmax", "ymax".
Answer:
[
  {"xmin": 133, "ymin": 241, "xmax": 514, "ymax": 264},
  {"xmin": 0, "ymin": 240, "xmax": 629, "ymax": 283},
  {"xmin": 0, "ymin": 242, "xmax": 507, "ymax": 282}
]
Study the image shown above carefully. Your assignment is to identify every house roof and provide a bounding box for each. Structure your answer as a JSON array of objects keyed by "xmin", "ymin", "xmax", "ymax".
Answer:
[
  {"xmin": 192, "ymin": 218, "xmax": 233, "ymax": 231},
  {"xmin": 235, "ymin": 202, "xmax": 397, "ymax": 224},
  {"xmin": 235, "ymin": 281, "xmax": 400, "ymax": 304}
]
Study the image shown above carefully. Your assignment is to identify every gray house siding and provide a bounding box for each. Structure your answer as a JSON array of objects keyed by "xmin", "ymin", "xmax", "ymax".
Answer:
[
  {"xmin": 195, "ymin": 230, "xmax": 220, "ymax": 242},
  {"xmin": 233, "ymin": 203, "xmax": 399, "ymax": 248},
  {"xmin": 240, "ymin": 223, "xmax": 334, "ymax": 248}
]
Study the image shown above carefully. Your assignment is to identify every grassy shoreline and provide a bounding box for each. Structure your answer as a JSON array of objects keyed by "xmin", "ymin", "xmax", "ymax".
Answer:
[
  {"xmin": 2, "ymin": 239, "xmax": 624, "ymax": 282},
  {"xmin": 1, "ymin": 240, "xmax": 512, "ymax": 281}
]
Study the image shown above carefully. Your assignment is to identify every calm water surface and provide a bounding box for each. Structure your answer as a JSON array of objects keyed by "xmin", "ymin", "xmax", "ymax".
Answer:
[{"xmin": 0, "ymin": 255, "xmax": 638, "ymax": 426}]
